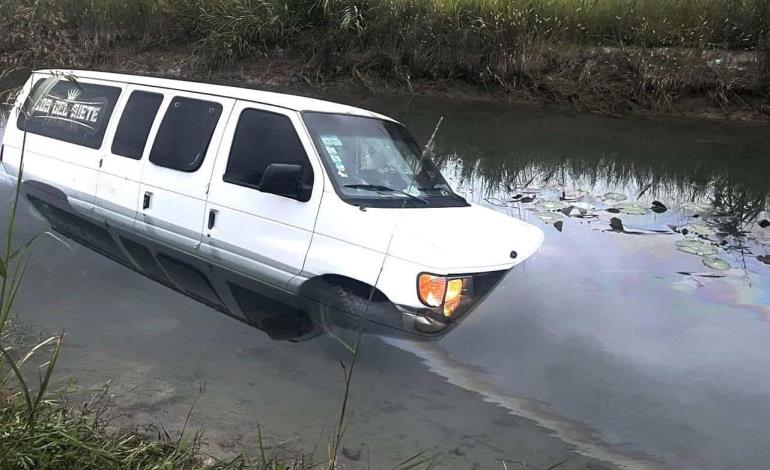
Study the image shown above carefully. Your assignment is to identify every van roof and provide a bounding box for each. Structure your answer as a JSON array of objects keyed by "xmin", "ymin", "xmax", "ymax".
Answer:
[{"xmin": 34, "ymin": 69, "xmax": 397, "ymax": 122}]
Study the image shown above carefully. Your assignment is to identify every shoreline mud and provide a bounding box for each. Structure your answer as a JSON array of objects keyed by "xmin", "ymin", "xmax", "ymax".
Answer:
[{"xmin": 3, "ymin": 44, "xmax": 769, "ymax": 123}]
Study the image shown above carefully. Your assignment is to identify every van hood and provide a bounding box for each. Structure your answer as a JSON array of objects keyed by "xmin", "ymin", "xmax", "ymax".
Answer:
[{"xmin": 387, "ymin": 204, "xmax": 545, "ymax": 272}]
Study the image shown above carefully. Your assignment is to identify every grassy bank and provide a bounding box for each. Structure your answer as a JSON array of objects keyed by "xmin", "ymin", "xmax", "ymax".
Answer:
[
  {"xmin": 0, "ymin": 390, "xmax": 315, "ymax": 469},
  {"xmin": 0, "ymin": 0, "xmax": 768, "ymax": 118}
]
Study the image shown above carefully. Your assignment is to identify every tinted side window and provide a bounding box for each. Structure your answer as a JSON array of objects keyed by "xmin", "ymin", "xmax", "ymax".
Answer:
[
  {"xmin": 111, "ymin": 91, "xmax": 163, "ymax": 159},
  {"xmin": 224, "ymin": 109, "xmax": 313, "ymax": 194},
  {"xmin": 149, "ymin": 97, "xmax": 222, "ymax": 172},
  {"xmin": 17, "ymin": 78, "xmax": 121, "ymax": 149}
]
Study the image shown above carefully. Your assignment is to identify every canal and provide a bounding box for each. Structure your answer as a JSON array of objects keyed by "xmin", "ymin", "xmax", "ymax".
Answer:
[{"xmin": 2, "ymin": 81, "xmax": 769, "ymax": 469}]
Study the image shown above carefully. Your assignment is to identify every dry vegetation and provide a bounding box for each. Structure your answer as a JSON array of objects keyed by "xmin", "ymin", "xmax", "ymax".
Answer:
[{"xmin": 1, "ymin": 0, "xmax": 769, "ymax": 116}]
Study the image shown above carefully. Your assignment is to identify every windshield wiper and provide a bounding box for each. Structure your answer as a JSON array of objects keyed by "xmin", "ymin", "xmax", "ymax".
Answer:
[
  {"xmin": 344, "ymin": 184, "xmax": 428, "ymax": 205},
  {"xmin": 344, "ymin": 184, "xmax": 393, "ymax": 191}
]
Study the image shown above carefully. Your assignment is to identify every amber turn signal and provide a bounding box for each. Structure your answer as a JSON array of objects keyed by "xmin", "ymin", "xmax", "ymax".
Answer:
[
  {"xmin": 418, "ymin": 274, "xmax": 447, "ymax": 307},
  {"xmin": 443, "ymin": 278, "xmax": 464, "ymax": 316}
]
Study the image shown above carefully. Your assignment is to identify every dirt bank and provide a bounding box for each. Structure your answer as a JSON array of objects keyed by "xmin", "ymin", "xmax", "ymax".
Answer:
[{"xmin": 3, "ymin": 43, "xmax": 769, "ymax": 123}]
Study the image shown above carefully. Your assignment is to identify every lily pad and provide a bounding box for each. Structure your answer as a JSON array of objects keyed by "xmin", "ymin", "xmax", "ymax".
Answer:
[
  {"xmin": 613, "ymin": 203, "xmax": 649, "ymax": 215},
  {"xmin": 561, "ymin": 189, "xmax": 587, "ymax": 201},
  {"xmin": 534, "ymin": 211, "xmax": 565, "ymax": 224},
  {"xmin": 703, "ymin": 256, "xmax": 730, "ymax": 271},
  {"xmin": 689, "ymin": 224, "xmax": 715, "ymax": 236},
  {"xmin": 679, "ymin": 202, "xmax": 711, "ymax": 213},
  {"xmin": 571, "ymin": 202, "xmax": 594, "ymax": 211},
  {"xmin": 603, "ymin": 192, "xmax": 627, "ymax": 202},
  {"xmin": 536, "ymin": 200, "xmax": 568, "ymax": 211},
  {"xmin": 484, "ymin": 197, "xmax": 508, "ymax": 207},
  {"xmin": 521, "ymin": 185, "xmax": 545, "ymax": 193},
  {"xmin": 676, "ymin": 239, "xmax": 718, "ymax": 256}
]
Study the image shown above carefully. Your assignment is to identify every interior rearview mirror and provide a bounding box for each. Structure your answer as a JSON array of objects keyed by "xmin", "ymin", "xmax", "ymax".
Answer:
[{"xmin": 259, "ymin": 163, "xmax": 310, "ymax": 201}]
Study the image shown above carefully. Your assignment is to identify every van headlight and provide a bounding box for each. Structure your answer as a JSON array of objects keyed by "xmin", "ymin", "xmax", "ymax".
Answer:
[{"xmin": 417, "ymin": 273, "xmax": 472, "ymax": 318}]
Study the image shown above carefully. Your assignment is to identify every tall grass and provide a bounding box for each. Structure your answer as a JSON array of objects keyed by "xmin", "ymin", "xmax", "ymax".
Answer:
[
  {"xmin": 1, "ymin": 0, "xmax": 768, "ymax": 114},
  {"xmin": 4, "ymin": 0, "xmax": 768, "ymax": 48},
  {"xmin": 2, "ymin": 0, "xmax": 768, "ymax": 62}
]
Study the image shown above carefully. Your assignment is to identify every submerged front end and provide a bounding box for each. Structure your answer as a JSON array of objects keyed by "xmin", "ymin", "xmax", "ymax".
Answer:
[{"xmin": 364, "ymin": 204, "xmax": 546, "ymax": 338}]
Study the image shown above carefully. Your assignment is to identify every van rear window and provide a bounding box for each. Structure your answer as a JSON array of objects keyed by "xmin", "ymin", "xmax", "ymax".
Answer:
[
  {"xmin": 111, "ymin": 91, "xmax": 163, "ymax": 160},
  {"xmin": 17, "ymin": 78, "xmax": 121, "ymax": 149},
  {"xmin": 149, "ymin": 97, "xmax": 222, "ymax": 172}
]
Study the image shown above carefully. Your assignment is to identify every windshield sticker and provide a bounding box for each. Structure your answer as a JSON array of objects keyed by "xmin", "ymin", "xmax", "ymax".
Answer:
[
  {"xmin": 329, "ymin": 154, "xmax": 343, "ymax": 165},
  {"xmin": 326, "ymin": 146, "xmax": 339, "ymax": 156},
  {"xmin": 321, "ymin": 135, "xmax": 343, "ymax": 146},
  {"xmin": 334, "ymin": 160, "xmax": 348, "ymax": 178}
]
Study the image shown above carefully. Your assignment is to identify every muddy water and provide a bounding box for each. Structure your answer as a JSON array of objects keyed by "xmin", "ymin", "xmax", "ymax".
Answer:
[{"xmin": 2, "ymin": 86, "xmax": 770, "ymax": 470}]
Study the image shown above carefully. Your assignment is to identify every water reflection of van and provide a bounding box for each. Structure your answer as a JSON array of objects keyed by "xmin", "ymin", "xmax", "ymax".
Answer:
[{"xmin": 0, "ymin": 70, "xmax": 544, "ymax": 340}]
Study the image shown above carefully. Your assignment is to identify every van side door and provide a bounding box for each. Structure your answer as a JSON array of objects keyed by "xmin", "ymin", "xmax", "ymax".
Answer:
[
  {"xmin": 95, "ymin": 87, "xmax": 165, "ymax": 228},
  {"xmin": 137, "ymin": 92, "xmax": 235, "ymax": 254},
  {"xmin": 202, "ymin": 102, "xmax": 323, "ymax": 289}
]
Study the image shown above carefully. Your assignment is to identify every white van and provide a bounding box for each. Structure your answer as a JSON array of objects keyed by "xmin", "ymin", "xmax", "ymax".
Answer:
[{"xmin": 0, "ymin": 70, "xmax": 544, "ymax": 340}]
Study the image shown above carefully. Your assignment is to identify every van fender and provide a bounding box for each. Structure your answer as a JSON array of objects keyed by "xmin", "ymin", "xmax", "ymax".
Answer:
[{"xmin": 295, "ymin": 273, "xmax": 447, "ymax": 339}]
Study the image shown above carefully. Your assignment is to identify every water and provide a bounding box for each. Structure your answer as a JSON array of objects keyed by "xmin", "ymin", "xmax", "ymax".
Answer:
[{"xmin": 2, "ymin": 87, "xmax": 770, "ymax": 469}]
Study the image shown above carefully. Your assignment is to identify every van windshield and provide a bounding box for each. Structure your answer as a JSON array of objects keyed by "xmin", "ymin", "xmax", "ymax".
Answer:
[{"xmin": 302, "ymin": 112, "xmax": 468, "ymax": 208}]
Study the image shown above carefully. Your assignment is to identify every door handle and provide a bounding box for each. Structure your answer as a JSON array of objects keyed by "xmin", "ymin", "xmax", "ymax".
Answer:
[
  {"xmin": 143, "ymin": 192, "xmax": 152, "ymax": 210},
  {"xmin": 207, "ymin": 209, "xmax": 217, "ymax": 230}
]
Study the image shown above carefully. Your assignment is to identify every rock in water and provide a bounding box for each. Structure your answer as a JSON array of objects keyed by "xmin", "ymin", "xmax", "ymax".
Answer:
[
  {"xmin": 759, "ymin": 219, "xmax": 770, "ymax": 229},
  {"xmin": 609, "ymin": 217, "xmax": 624, "ymax": 232},
  {"xmin": 651, "ymin": 200, "xmax": 667, "ymax": 213}
]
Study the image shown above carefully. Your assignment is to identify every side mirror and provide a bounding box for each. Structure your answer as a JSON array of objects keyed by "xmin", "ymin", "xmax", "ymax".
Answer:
[{"xmin": 259, "ymin": 163, "xmax": 310, "ymax": 201}]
